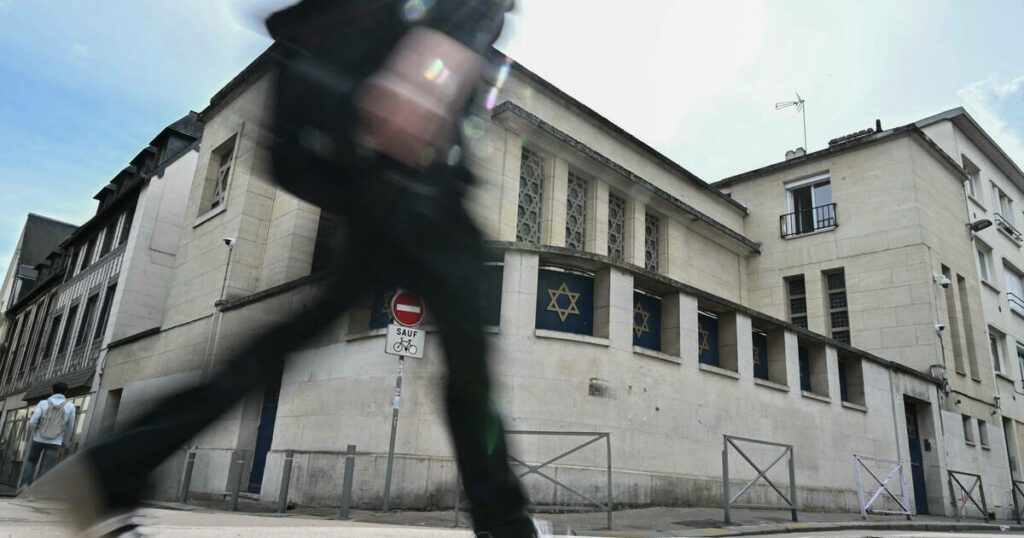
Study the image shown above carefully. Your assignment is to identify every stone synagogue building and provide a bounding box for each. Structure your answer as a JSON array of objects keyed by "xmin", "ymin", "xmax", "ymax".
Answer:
[{"xmin": 2, "ymin": 45, "xmax": 1024, "ymax": 519}]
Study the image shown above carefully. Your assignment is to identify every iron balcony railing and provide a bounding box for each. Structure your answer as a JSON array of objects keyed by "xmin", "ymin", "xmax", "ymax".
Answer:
[
  {"xmin": 995, "ymin": 213, "xmax": 1024, "ymax": 243},
  {"xmin": 780, "ymin": 203, "xmax": 837, "ymax": 238},
  {"xmin": 1009, "ymin": 291, "xmax": 1024, "ymax": 315}
]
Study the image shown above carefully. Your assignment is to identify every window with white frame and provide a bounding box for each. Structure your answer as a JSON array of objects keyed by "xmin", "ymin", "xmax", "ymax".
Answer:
[
  {"xmin": 824, "ymin": 269, "xmax": 850, "ymax": 344},
  {"xmin": 1006, "ymin": 264, "xmax": 1024, "ymax": 314},
  {"xmin": 962, "ymin": 414, "xmax": 975, "ymax": 444},
  {"xmin": 993, "ymin": 184, "xmax": 1013, "ymax": 220},
  {"xmin": 962, "ymin": 155, "xmax": 980, "ymax": 199},
  {"xmin": 200, "ymin": 135, "xmax": 237, "ymax": 215},
  {"xmin": 782, "ymin": 173, "xmax": 834, "ymax": 237},
  {"xmin": 978, "ymin": 418, "xmax": 990, "ymax": 448},
  {"xmin": 990, "ymin": 327, "xmax": 1006, "ymax": 374},
  {"xmin": 977, "ymin": 244, "xmax": 992, "ymax": 282},
  {"xmin": 1017, "ymin": 343, "xmax": 1024, "ymax": 386}
]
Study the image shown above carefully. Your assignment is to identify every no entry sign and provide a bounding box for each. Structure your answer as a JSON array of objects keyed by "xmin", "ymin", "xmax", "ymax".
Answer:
[{"xmin": 390, "ymin": 290, "xmax": 425, "ymax": 327}]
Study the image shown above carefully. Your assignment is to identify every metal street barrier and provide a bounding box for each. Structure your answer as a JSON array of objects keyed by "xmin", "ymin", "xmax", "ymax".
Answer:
[
  {"xmin": 722, "ymin": 435, "xmax": 796, "ymax": 524},
  {"xmin": 453, "ymin": 431, "xmax": 613, "ymax": 529},
  {"xmin": 947, "ymin": 469, "xmax": 989, "ymax": 521},
  {"xmin": 853, "ymin": 454, "xmax": 911, "ymax": 520},
  {"xmin": 176, "ymin": 446, "xmax": 357, "ymax": 517},
  {"xmin": 1011, "ymin": 479, "xmax": 1024, "ymax": 525}
]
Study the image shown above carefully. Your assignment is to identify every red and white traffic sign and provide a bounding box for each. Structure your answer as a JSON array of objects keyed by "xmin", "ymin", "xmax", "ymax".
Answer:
[{"xmin": 390, "ymin": 290, "xmax": 425, "ymax": 327}]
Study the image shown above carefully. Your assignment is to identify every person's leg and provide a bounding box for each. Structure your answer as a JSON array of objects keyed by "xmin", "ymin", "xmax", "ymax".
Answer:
[
  {"xmin": 394, "ymin": 168, "xmax": 533, "ymax": 536},
  {"xmin": 57, "ymin": 248, "xmax": 374, "ymax": 515},
  {"xmin": 19, "ymin": 441, "xmax": 43, "ymax": 489},
  {"xmin": 36, "ymin": 444, "xmax": 61, "ymax": 479}
]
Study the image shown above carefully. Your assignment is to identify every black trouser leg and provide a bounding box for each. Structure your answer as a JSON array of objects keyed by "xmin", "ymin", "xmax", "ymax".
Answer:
[
  {"xmin": 84, "ymin": 253, "xmax": 372, "ymax": 509},
  {"xmin": 388, "ymin": 187, "xmax": 532, "ymax": 535}
]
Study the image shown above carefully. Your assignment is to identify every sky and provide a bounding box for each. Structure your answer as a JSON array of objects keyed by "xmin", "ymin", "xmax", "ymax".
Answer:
[{"xmin": 1, "ymin": 0, "xmax": 1023, "ymax": 275}]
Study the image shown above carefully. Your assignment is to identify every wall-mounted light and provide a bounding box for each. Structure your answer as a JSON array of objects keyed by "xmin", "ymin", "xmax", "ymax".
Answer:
[{"xmin": 968, "ymin": 219, "xmax": 993, "ymax": 232}]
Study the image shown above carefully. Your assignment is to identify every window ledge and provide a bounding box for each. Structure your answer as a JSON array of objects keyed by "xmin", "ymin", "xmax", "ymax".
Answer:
[
  {"xmin": 841, "ymin": 401, "xmax": 868, "ymax": 413},
  {"xmin": 971, "ymin": 376, "xmax": 982, "ymax": 383},
  {"xmin": 968, "ymin": 194, "xmax": 987, "ymax": 211},
  {"xmin": 981, "ymin": 279, "xmax": 1001, "ymax": 294},
  {"xmin": 965, "ymin": 440, "xmax": 977, "ymax": 447},
  {"xmin": 193, "ymin": 205, "xmax": 227, "ymax": 228},
  {"xmin": 782, "ymin": 226, "xmax": 836, "ymax": 241},
  {"xmin": 535, "ymin": 329, "xmax": 610, "ymax": 347},
  {"xmin": 345, "ymin": 328, "xmax": 387, "ymax": 342},
  {"xmin": 981, "ymin": 444, "xmax": 991, "ymax": 451},
  {"xmin": 996, "ymin": 372, "xmax": 1015, "ymax": 383},
  {"xmin": 754, "ymin": 378, "xmax": 790, "ymax": 393},
  {"xmin": 698, "ymin": 363, "xmax": 740, "ymax": 380},
  {"xmin": 955, "ymin": 369, "xmax": 968, "ymax": 376},
  {"xmin": 633, "ymin": 346, "xmax": 681, "ymax": 365},
  {"xmin": 801, "ymin": 390, "xmax": 831, "ymax": 404}
]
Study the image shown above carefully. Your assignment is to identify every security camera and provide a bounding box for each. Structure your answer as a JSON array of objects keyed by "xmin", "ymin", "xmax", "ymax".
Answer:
[
  {"xmin": 935, "ymin": 323, "xmax": 947, "ymax": 333},
  {"xmin": 933, "ymin": 274, "xmax": 952, "ymax": 288},
  {"xmin": 223, "ymin": 237, "xmax": 236, "ymax": 247}
]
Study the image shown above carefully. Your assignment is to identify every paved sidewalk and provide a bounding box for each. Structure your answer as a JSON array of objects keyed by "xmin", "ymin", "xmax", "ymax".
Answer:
[{"xmin": 146, "ymin": 497, "xmax": 1024, "ymax": 537}]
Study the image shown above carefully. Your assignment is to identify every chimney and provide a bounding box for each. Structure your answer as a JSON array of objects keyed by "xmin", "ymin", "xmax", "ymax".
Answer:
[
  {"xmin": 785, "ymin": 147, "xmax": 806, "ymax": 160},
  {"xmin": 875, "ymin": 119, "xmax": 882, "ymax": 132}
]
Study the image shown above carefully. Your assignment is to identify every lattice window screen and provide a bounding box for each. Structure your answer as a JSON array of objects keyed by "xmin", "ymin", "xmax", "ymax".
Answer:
[
  {"xmin": 517, "ymin": 147, "xmax": 544, "ymax": 244},
  {"xmin": 645, "ymin": 213, "xmax": 660, "ymax": 271},
  {"xmin": 608, "ymin": 193, "xmax": 625, "ymax": 261},
  {"xmin": 565, "ymin": 171, "xmax": 587, "ymax": 250}
]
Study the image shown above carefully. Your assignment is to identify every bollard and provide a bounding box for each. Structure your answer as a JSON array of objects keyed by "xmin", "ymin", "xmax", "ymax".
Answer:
[
  {"xmin": 339, "ymin": 445, "xmax": 356, "ymax": 520},
  {"xmin": 229, "ymin": 451, "xmax": 248, "ymax": 512},
  {"xmin": 179, "ymin": 450, "xmax": 196, "ymax": 503},
  {"xmin": 278, "ymin": 450, "xmax": 294, "ymax": 513}
]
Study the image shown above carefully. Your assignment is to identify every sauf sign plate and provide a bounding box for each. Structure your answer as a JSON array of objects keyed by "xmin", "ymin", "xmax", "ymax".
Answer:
[{"xmin": 385, "ymin": 324, "xmax": 425, "ymax": 359}]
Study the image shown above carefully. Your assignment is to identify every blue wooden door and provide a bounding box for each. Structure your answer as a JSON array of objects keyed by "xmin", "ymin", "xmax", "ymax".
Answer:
[
  {"xmin": 904, "ymin": 400, "xmax": 929, "ymax": 515},
  {"xmin": 248, "ymin": 373, "xmax": 282, "ymax": 493}
]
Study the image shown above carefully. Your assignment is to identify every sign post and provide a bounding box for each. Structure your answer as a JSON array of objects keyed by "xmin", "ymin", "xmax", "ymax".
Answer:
[{"xmin": 382, "ymin": 290, "xmax": 425, "ymax": 512}]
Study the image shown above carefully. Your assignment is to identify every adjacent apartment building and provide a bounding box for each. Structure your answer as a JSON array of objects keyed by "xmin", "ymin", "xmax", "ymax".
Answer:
[{"xmin": 0, "ymin": 113, "xmax": 202, "ymax": 485}]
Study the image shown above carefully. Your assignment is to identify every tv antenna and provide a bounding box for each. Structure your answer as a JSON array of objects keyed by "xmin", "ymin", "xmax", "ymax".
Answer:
[{"xmin": 775, "ymin": 92, "xmax": 807, "ymax": 150}]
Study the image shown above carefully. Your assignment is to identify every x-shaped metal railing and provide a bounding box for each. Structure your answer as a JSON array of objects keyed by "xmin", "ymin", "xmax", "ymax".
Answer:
[
  {"xmin": 722, "ymin": 435, "xmax": 797, "ymax": 524},
  {"xmin": 453, "ymin": 431, "xmax": 612, "ymax": 529},
  {"xmin": 947, "ymin": 469, "xmax": 989, "ymax": 521},
  {"xmin": 1010, "ymin": 479, "xmax": 1024, "ymax": 524},
  {"xmin": 853, "ymin": 455, "xmax": 912, "ymax": 520}
]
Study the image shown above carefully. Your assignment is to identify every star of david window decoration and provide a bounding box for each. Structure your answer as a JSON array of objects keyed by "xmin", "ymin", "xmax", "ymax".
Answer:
[
  {"xmin": 546, "ymin": 282, "xmax": 581, "ymax": 322},
  {"xmin": 697, "ymin": 312, "xmax": 718, "ymax": 366},
  {"xmin": 633, "ymin": 302, "xmax": 650, "ymax": 339},
  {"xmin": 536, "ymin": 269, "xmax": 593, "ymax": 336},
  {"xmin": 752, "ymin": 330, "xmax": 769, "ymax": 380},
  {"xmin": 632, "ymin": 291, "xmax": 662, "ymax": 351}
]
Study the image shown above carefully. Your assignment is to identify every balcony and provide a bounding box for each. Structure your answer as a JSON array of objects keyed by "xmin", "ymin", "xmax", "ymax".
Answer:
[
  {"xmin": 994, "ymin": 213, "xmax": 1023, "ymax": 244},
  {"xmin": 780, "ymin": 203, "xmax": 837, "ymax": 238},
  {"xmin": 1009, "ymin": 291, "xmax": 1024, "ymax": 315}
]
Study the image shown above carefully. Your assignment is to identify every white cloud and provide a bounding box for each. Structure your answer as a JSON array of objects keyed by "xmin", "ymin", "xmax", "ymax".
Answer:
[{"xmin": 958, "ymin": 75, "xmax": 1024, "ymax": 169}]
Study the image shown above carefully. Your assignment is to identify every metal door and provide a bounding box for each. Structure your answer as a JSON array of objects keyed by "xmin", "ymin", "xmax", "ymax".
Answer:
[
  {"xmin": 248, "ymin": 373, "xmax": 282, "ymax": 493},
  {"xmin": 904, "ymin": 400, "xmax": 929, "ymax": 514}
]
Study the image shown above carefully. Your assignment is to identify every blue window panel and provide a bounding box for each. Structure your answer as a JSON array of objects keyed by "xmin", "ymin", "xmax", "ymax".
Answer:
[
  {"xmin": 698, "ymin": 313, "xmax": 719, "ymax": 366},
  {"xmin": 481, "ymin": 265, "xmax": 503, "ymax": 327},
  {"xmin": 752, "ymin": 331, "xmax": 768, "ymax": 380},
  {"xmin": 370, "ymin": 287, "xmax": 396, "ymax": 329},
  {"xmin": 536, "ymin": 269, "xmax": 594, "ymax": 335},
  {"xmin": 798, "ymin": 345, "xmax": 811, "ymax": 392},
  {"xmin": 838, "ymin": 360, "xmax": 849, "ymax": 402},
  {"xmin": 633, "ymin": 292, "xmax": 662, "ymax": 351}
]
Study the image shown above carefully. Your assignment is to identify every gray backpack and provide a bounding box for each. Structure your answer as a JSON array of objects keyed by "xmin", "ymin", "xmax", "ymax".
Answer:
[{"xmin": 38, "ymin": 398, "xmax": 70, "ymax": 441}]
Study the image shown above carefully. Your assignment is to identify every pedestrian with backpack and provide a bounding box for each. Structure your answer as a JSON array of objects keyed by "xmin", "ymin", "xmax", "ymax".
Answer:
[{"xmin": 20, "ymin": 381, "xmax": 76, "ymax": 491}]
